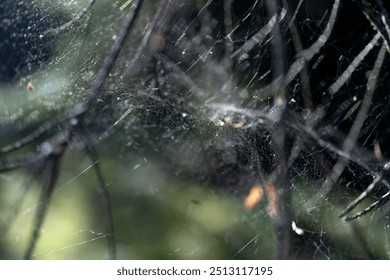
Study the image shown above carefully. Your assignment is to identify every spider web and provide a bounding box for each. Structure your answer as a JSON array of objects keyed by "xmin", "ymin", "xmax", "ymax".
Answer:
[{"xmin": 0, "ymin": 0, "xmax": 390, "ymax": 260}]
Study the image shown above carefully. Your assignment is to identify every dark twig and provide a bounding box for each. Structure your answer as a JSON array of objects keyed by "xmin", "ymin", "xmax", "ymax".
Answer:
[
  {"xmin": 340, "ymin": 161, "xmax": 390, "ymax": 219},
  {"xmin": 344, "ymin": 191, "xmax": 390, "ymax": 221},
  {"xmin": 24, "ymin": 143, "xmax": 66, "ymax": 259},
  {"xmin": 0, "ymin": 165, "xmax": 41, "ymax": 237},
  {"xmin": 232, "ymin": 8, "xmax": 286, "ymax": 62},
  {"xmin": 304, "ymin": 43, "xmax": 387, "ymax": 211},
  {"xmin": 355, "ymin": 0, "xmax": 390, "ymax": 51},
  {"xmin": 13, "ymin": 1, "xmax": 144, "ymax": 259},
  {"xmin": 0, "ymin": 152, "xmax": 48, "ymax": 172},
  {"xmin": 253, "ymin": 0, "xmax": 340, "ymax": 101},
  {"xmin": 123, "ymin": 0, "xmax": 178, "ymax": 79},
  {"xmin": 282, "ymin": 0, "xmax": 340, "ymax": 86},
  {"xmin": 266, "ymin": 0, "xmax": 291, "ymax": 260},
  {"xmin": 81, "ymin": 130, "xmax": 117, "ymax": 259},
  {"xmin": 84, "ymin": 0, "xmax": 144, "ymax": 110},
  {"xmin": 328, "ymin": 32, "xmax": 382, "ymax": 95},
  {"xmin": 282, "ymin": 0, "xmax": 313, "ymax": 109},
  {"xmin": 40, "ymin": 0, "xmax": 96, "ymax": 37},
  {"xmin": 0, "ymin": 111, "xmax": 77, "ymax": 155}
]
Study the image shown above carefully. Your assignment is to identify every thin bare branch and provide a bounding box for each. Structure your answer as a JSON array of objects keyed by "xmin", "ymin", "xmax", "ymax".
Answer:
[
  {"xmin": 40, "ymin": 0, "xmax": 96, "ymax": 37},
  {"xmin": 82, "ymin": 130, "xmax": 117, "ymax": 260},
  {"xmin": 123, "ymin": 0, "xmax": 179, "ymax": 79},
  {"xmin": 340, "ymin": 161, "xmax": 390, "ymax": 218},
  {"xmin": 283, "ymin": 0, "xmax": 340, "ymax": 86},
  {"xmin": 328, "ymin": 32, "xmax": 382, "ymax": 95},
  {"xmin": 85, "ymin": 0, "xmax": 144, "ymax": 110},
  {"xmin": 232, "ymin": 8, "xmax": 286, "ymax": 62},
  {"xmin": 304, "ymin": 43, "xmax": 387, "ymax": 211},
  {"xmin": 344, "ymin": 191, "xmax": 390, "ymax": 221},
  {"xmin": 282, "ymin": 0, "xmax": 313, "ymax": 109},
  {"xmin": 24, "ymin": 146, "xmax": 66, "ymax": 259}
]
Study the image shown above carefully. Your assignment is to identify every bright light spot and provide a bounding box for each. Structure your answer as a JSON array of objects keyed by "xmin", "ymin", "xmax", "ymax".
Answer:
[
  {"xmin": 133, "ymin": 163, "xmax": 141, "ymax": 170},
  {"xmin": 292, "ymin": 221, "xmax": 305, "ymax": 235}
]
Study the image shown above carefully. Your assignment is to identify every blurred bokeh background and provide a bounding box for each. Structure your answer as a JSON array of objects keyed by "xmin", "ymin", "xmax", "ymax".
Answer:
[{"xmin": 0, "ymin": 0, "xmax": 389, "ymax": 259}]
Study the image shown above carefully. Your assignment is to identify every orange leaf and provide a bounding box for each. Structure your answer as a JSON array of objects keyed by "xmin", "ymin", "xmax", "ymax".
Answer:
[
  {"xmin": 265, "ymin": 181, "xmax": 278, "ymax": 218},
  {"xmin": 244, "ymin": 184, "xmax": 263, "ymax": 210}
]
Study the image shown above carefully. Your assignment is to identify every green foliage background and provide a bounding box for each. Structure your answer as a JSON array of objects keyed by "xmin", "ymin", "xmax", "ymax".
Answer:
[{"xmin": 0, "ymin": 0, "xmax": 389, "ymax": 259}]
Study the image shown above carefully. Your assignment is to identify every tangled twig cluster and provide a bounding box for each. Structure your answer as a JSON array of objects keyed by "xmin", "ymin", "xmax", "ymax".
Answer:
[{"xmin": 1, "ymin": 0, "xmax": 390, "ymax": 259}]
